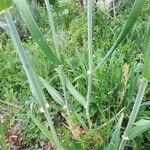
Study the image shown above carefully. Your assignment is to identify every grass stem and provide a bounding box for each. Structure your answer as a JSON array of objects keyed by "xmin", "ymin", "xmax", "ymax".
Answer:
[
  {"xmin": 57, "ymin": 65, "xmax": 73, "ymax": 131},
  {"xmin": 118, "ymin": 78, "xmax": 148, "ymax": 150},
  {"xmin": 44, "ymin": 0, "xmax": 73, "ymax": 130},
  {"xmin": 44, "ymin": 0, "xmax": 61, "ymax": 61},
  {"xmin": 5, "ymin": 11, "xmax": 61, "ymax": 149},
  {"xmin": 86, "ymin": 0, "xmax": 93, "ymax": 129}
]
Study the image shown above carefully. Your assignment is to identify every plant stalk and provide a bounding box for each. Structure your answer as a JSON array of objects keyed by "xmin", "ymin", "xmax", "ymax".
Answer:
[
  {"xmin": 86, "ymin": 0, "xmax": 93, "ymax": 128},
  {"xmin": 44, "ymin": 0, "xmax": 61, "ymax": 61},
  {"xmin": 5, "ymin": 11, "xmax": 61, "ymax": 149},
  {"xmin": 118, "ymin": 78, "xmax": 148, "ymax": 150},
  {"xmin": 44, "ymin": 0, "xmax": 73, "ymax": 130},
  {"xmin": 57, "ymin": 65, "xmax": 73, "ymax": 131}
]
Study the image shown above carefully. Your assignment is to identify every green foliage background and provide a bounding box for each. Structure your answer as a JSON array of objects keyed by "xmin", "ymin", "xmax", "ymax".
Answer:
[{"xmin": 0, "ymin": 0, "xmax": 150, "ymax": 149}]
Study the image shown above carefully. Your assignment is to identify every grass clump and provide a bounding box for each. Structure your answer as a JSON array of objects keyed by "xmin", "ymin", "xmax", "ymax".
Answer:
[{"xmin": 0, "ymin": 0, "xmax": 150, "ymax": 149}]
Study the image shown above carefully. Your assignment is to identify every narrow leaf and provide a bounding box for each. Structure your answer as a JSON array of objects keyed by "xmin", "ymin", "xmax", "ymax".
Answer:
[
  {"xmin": 74, "ymin": 110, "xmax": 88, "ymax": 130},
  {"xmin": 0, "ymin": 124, "xmax": 7, "ymax": 150},
  {"xmin": 31, "ymin": 115, "xmax": 54, "ymax": 143},
  {"xmin": 39, "ymin": 76, "xmax": 65, "ymax": 107},
  {"xmin": 44, "ymin": 0, "xmax": 61, "ymax": 60},
  {"xmin": 5, "ymin": 11, "xmax": 61, "ymax": 148},
  {"xmin": 0, "ymin": 0, "xmax": 12, "ymax": 13},
  {"xmin": 65, "ymin": 77, "xmax": 87, "ymax": 107},
  {"xmin": 15, "ymin": 0, "xmax": 60, "ymax": 64},
  {"xmin": 143, "ymin": 22, "xmax": 150, "ymax": 80},
  {"xmin": 128, "ymin": 119, "xmax": 150, "ymax": 140},
  {"xmin": 94, "ymin": 0, "xmax": 146, "ymax": 72},
  {"xmin": 113, "ymin": 0, "xmax": 145, "ymax": 50},
  {"xmin": 107, "ymin": 113, "xmax": 124, "ymax": 150}
]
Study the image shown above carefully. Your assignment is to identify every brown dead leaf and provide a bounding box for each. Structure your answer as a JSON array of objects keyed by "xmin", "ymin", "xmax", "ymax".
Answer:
[
  {"xmin": 41, "ymin": 141, "xmax": 56, "ymax": 150},
  {"xmin": 72, "ymin": 125, "xmax": 84, "ymax": 140}
]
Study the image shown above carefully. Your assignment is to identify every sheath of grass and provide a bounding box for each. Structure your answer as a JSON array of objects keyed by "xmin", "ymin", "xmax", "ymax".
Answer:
[
  {"xmin": 4, "ymin": 11, "xmax": 61, "ymax": 149},
  {"xmin": 0, "ymin": 124, "xmax": 7, "ymax": 150},
  {"xmin": 86, "ymin": 0, "xmax": 93, "ymax": 129},
  {"xmin": 44, "ymin": 0, "xmax": 73, "ymax": 130},
  {"xmin": 15, "ymin": 0, "xmax": 59, "ymax": 64},
  {"xmin": 93, "ymin": 0, "xmax": 146, "ymax": 72}
]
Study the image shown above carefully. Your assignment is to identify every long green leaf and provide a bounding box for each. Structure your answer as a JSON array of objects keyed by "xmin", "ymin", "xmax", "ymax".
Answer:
[
  {"xmin": 15, "ymin": 0, "xmax": 60, "ymax": 64},
  {"xmin": 5, "ymin": 11, "xmax": 61, "ymax": 149},
  {"xmin": 118, "ymin": 79, "xmax": 148, "ymax": 150},
  {"xmin": 128, "ymin": 119, "xmax": 150, "ymax": 140},
  {"xmin": 0, "ymin": 0, "xmax": 12, "ymax": 13},
  {"xmin": 39, "ymin": 76, "xmax": 65, "ymax": 107},
  {"xmin": 107, "ymin": 113, "xmax": 124, "ymax": 150},
  {"xmin": 44, "ymin": 0, "xmax": 61, "ymax": 60},
  {"xmin": 94, "ymin": 0, "xmax": 146, "ymax": 72},
  {"xmin": 56, "ymin": 66, "xmax": 73, "ymax": 130},
  {"xmin": 65, "ymin": 77, "xmax": 87, "ymax": 107},
  {"xmin": 113, "ymin": 0, "xmax": 145, "ymax": 49},
  {"xmin": 31, "ymin": 115, "xmax": 54, "ymax": 143},
  {"xmin": 143, "ymin": 22, "xmax": 150, "ymax": 80}
]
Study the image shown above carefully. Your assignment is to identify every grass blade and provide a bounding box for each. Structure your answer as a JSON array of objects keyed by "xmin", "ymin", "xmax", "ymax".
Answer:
[
  {"xmin": 128, "ymin": 119, "xmax": 150, "ymax": 140},
  {"xmin": 0, "ymin": 0, "xmax": 12, "ymax": 13},
  {"xmin": 39, "ymin": 76, "xmax": 65, "ymax": 107},
  {"xmin": 5, "ymin": 11, "xmax": 61, "ymax": 149},
  {"xmin": 15, "ymin": 0, "xmax": 60, "ymax": 64},
  {"xmin": 65, "ymin": 77, "xmax": 87, "ymax": 107},
  {"xmin": 143, "ymin": 21, "xmax": 150, "ymax": 80},
  {"xmin": 0, "ymin": 123, "xmax": 7, "ymax": 150},
  {"xmin": 31, "ymin": 115, "xmax": 54, "ymax": 143},
  {"xmin": 73, "ymin": 109, "xmax": 88, "ymax": 130},
  {"xmin": 112, "ymin": 0, "xmax": 145, "ymax": 49},
  {"xmin": 56, "ymin": 66, "xmax": 73, "ymax": 130},
  {"xmin": 107, "ymin": 113, "xmax": 124, "ymax": 150},
  {"xmin": 44, "ymin": 0, "xmax": 61, "ymax": 60},
  {"xmin": 119, "ymin": 78, "xmax": 148, "ymax": 150},
  {"xmin": 94, "ymin": 0, "xmax": 146, "ymax": 72}
]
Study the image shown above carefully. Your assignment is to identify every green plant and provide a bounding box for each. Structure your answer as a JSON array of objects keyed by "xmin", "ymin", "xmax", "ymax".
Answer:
[
  {"xmin": 86, "ymin": 0, "xmax": 93, "ymax": 128},
  {"xmin": 118, "ymin": 20, "xmax": 150, "ymax": 150},
  {"xmin": 0, "ymin": 0, "xmax": 12, "ymax": 13},
  {"xmin": 2, "ymin": 1, "xmax": 61, "ymax": 148},
  {"xmin": 0, "ymin": 0, "xmax": 149, "ymax": 149}
]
